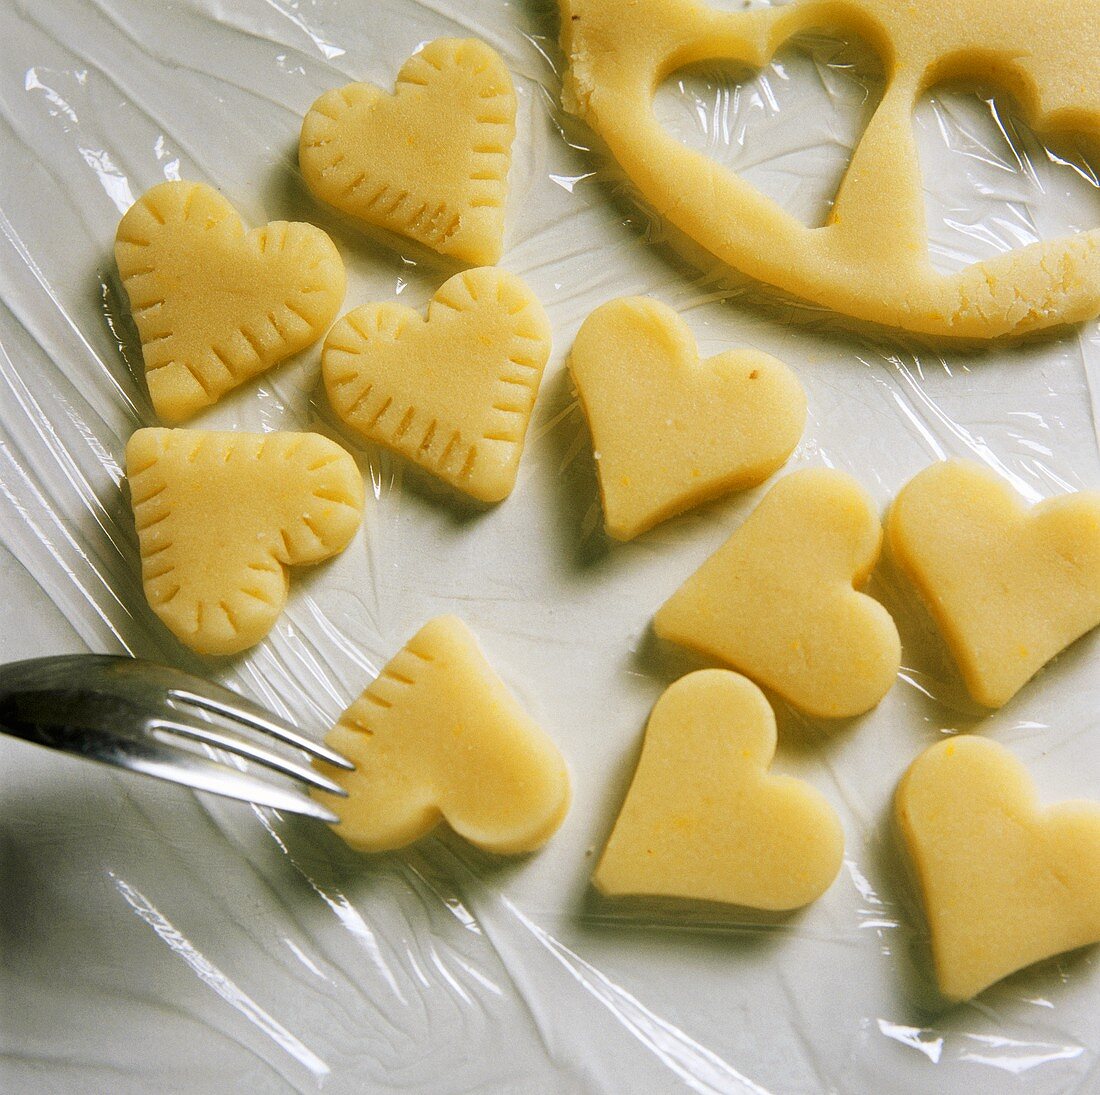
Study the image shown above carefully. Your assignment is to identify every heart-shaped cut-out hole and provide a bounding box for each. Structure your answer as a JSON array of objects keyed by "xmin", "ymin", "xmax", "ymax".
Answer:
[
  {"xmin": 915, "ymin": 81, "xmax": 1100, "ymax": 276},
  {"xmin": 300, "ymin": 38, "xmax": 516, "ymax": 266},
  {"xmin": 653, "ymin": 32, "xmax": 884, "ymax": 229},
  {"xmin": 315, "ymin": 616, "xmax": 571, "ymax": 854},
  {"xmin": 561, "ymin": 0, "xmax": 1100, "ymax": 337},
  {"xmin": 594, "ymin": 669, "xmax": 844, "ymax": 910},
  {"xmin": 126, "ymin": 429, "xmax": 364, "ymax": 655},
  {"xmin": 887, "ymin": 459, "xmax": 1100, "ymax": 708},
  {"xmin": 655, "ymin": 467, "xmax": 900, "ymax": 718},
  {"xmin": 115, "ymin": 181, "xmax": 345, "ymax": 423},
  {"xmin": 323, "ymin": 267, "xmax": 551, "ymax": 503},
  {"xmin": 569, "ymin": 296, "xmax": 805, "ymax": 539},
  {"xmin": 897, "ymin": 735, "xmax": 1100, "ymax": 1001}
]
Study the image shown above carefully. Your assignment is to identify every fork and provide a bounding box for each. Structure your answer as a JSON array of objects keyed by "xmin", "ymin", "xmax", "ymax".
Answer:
[{"xmin": 0, "ymin": 654, "xmax": 353, "ymax": 821}]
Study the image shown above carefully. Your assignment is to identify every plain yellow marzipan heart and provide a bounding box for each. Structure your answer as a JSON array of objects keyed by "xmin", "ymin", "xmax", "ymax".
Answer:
[
  {"xmin": 569, "ymin": 296, "xmax": 806, "ymax": 540},
  {"xmin": 300, "ymin": 38, "xmax": 516, "ymax": 266},
  {"xmin": 314, "ymin": 615, "xmax": 571, "ymax": 855},
  {"xmin": 323, "ymin": 267, "xmax": 551, "ymax": 503},
  {"xmin": 126, "ymin": 429, "xmax": 364, "ymax": 656},
  {"xmin": 115, "ymin": 180, "xmax": 345, "ymax": 423},
  {"xmin": 897, "ymin": 735, "xmax": 1100, "ymax": 1002},
  {"xmin": 594, "ymin": 669, "xmax": 844, "ymax": 910},
  {"xmin": 655, "ymin": 468, "xmax": 900, "ymax": 718},
  {"xmin": 887, "ymin": 459, "xmax": 1100, "ymax": 708}
]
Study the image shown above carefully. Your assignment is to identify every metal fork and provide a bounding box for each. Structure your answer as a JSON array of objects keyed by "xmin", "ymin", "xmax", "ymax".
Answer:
[{"xmin": 0, "ymin": 654, "xmax": 353, "ymax": 822}]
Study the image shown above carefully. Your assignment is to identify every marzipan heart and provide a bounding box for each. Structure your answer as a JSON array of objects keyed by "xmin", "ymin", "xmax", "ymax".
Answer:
[
  {"xmin": 300, "ymin": 38, "xmax": 515, "ymax": 265},
  {"xmin": 655, "ymin": 468, "xmax": 900, "ymax": 717},
  {"xmin": 594, "ymin": 670, "xmax": 844, "ymax": 910},
  {"xmin": 115, "ymin": 181, "xmax": 345, "ymax": 423},
  {"xmin": 126, "ymin": 429, "xmax": 364, "ymax": 655},
  {"xmin": 315, "ymin": 616, "xmax": 571, "ymax": 854},
  {"xmin": 569, "ymin": 296, "xmax": 805, "ymax": 539},
  {"xmin": 887, "ymin": 460, "xmax": 1100, "ymax": 708},
  {"xmin": 323, "ymin": 267, "xmax": 551, "ymax": 502},
  {"xmin": 897, "ymin": 735, "xmax": 1100, "ymax": 1001}
]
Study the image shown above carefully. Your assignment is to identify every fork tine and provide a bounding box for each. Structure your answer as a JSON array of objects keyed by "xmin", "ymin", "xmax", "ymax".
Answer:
[
  {"xmin": 168, "ymin": 687, "xmax": 354, "ymax": 770},
  {"xmin": 151, "ymin": 718, "xmax": 349, "ymax": 797},
  {"xmin": 122, "ymin": 738, "xmax": 341, "ymax": 822}
]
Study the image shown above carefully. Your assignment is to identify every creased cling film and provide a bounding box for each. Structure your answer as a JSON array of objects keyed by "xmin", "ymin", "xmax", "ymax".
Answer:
[{"xmin": 0, "ymin": 0, "xmax": 1098, "ymax": 1090}]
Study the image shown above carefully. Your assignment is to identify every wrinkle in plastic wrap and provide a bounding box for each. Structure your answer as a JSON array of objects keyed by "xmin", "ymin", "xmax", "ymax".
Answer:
[{"xmin": 0, "ymin": 1, "xmax": 1098, "ymax": 1092}]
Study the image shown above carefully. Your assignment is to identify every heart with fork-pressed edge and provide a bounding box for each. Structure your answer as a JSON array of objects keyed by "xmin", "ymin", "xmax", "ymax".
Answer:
[
  {"xmin": 569, "ymin": 296, "xmax": 805, "ymax": 540},
  {"xmin": 559, "ymin": 0, "xmax": 1100, "ymax": 338},
  {"xmin": 594, "ymin": 669, "xmax": 844, "ymax": 910},
  {"xmin": 126, "ymin": 428, "xmax": 364, "ymax": 656},
  {"xmin": 654, "ymin": 467, "xmax": 900, "ymax": 718},
  {"xmin": 314, "ymin": 615, "xmax": 572, "ymax": 855},
  {"xmin": 322, "ymin": 267, "xmax": 551, "ymax": 503},
  {"xmin": 896, "ymin": 735, "xmax": 1100, "ymax": 1001},
  {"xmin": 300, "ymin": 37, "xmax": 516, "ymax": 266},
  {"xmin": 115, "ymin": 180, "xmax": 345, "ymax": 423}
]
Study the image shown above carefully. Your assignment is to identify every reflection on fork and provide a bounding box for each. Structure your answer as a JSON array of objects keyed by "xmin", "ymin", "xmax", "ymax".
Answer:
[{"xmin": 0, "ymin": 654, "xmax": 353, "ymax": 821}]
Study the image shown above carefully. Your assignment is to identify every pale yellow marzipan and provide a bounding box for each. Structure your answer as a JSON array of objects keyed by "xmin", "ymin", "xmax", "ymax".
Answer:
[
  {"xmin": 897, "ymin": 736, "xmax": 1100, "ymax": 1001},
  {"xmin": 126, "ymin": 429, "xmax": 363, "ymax": 655},
  {"xmin": 559, "ymin": 0, "xmax": 1100, "ymax": 338},
  {"xmin": 655, "ymin": 468, "xmax": 900, "ymax": 718},
  {"xmin": 594, "ymin": 670, "xmax": 844, "ymax": 910},
  {"xmin": 315, "ymin": 616, "xmax": 571, "ymax": 855},
  {"xmin": 301, "ymin": 38, "xmax": 516, "ymax": 265},
  {"xmin": 887, "ymin": 459, "xmax": 1100, "ymax": 708},
  {"xmin": 115, "ymin": 181, "xmax": 345, "ymax": 423},
  {"xmin": 569, "ymin": 296, "xmax": 805, "ymax": 539},
  {"xmin": 323, "ymin": 267, "xmax": 551, "ymax": 503}
]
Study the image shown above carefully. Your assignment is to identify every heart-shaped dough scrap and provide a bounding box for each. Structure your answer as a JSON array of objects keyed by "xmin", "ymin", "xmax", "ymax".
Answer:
[
  {"xmin": 594, "ymin": 670, "xmax": 843, "ymax": 910},
  {"xmin": 897, "ymin": 736, "xmax": 1100, "ymax": 1002},
  {"xmin": 126, "ymin": 428, "xmax": 364, "ymax": 656},
  {"xmin": 300, "ymin": 38, "xmax": 515, "ymax": 266},
  {"xmin": 654, "ymin": 468, "xmax": 900, "ymax": 717},
  {"xmin": 323, "ymin": 267, "xmax": 551, "ymax": 502},
  {"xmin": 569, "ymin": 296, "xmax": 806, "ymax": 539},
  {"xmin": 315, "ymin": 616, "xmax": 571, "ymax": 854},
  {"xmin": 888, "ymin": 460, "xmax": 1100, "ymax": 708},
  {"xmin": 115, "ymin": 181, "xmax": 345, "ymax": 423}
]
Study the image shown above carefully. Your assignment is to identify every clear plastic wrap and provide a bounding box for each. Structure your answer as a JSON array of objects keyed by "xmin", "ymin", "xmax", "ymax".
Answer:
[{"xmin": 1, "ymin": 1, "xmax": 1098, "ymax": 1091}]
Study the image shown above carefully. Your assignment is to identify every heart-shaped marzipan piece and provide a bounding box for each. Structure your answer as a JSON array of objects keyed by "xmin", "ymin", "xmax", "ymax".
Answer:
[
  {"xmin": 126, "ymin": 428, "xmax": 364, "ymax": 656},
  {"xmin": 115, "ymin": 181, "xmax": 345, "ymax": 423},
  {"xmin": 887, "ymin": 459, "xmax": 1100, "ymax": 708},
  {"xmin": 569, "ymin": 296, "xmax": 806, "ymax": 539},
  {"xmin": 323, "ymin": 267, "xmax": 551, "ymax": 503},
  {"xmin": 300, "ymin": 38, "xmax": 515, "ymax": 266},
  {"xmin": 654, "ymin": 468, "xmax": 900, "ymax": 717},
  {"xmin": 314, "ymin": 616, "xmax": 571, "ymax": 854},
  {"xmin": 594, "ymin": 669, "xmax": 843, "ymax": 910},
  {"xmin": 897, "ymin": 735, "xmax": 1100, "ymax": 1002}
]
